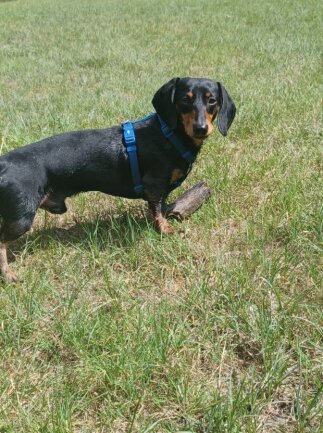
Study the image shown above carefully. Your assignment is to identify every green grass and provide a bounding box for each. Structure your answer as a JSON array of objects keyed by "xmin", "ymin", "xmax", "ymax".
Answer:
[{"xmin": 0, "ymin": 0, "xmax": 322, "ymax": 432}]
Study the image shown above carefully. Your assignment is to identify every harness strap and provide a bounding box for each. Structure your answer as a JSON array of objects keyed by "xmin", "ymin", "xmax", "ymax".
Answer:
[
  {"xmin": 122, "ymin": 113, "xmax": 197, "ymax": 195},
  {"xmin": 157, "ymin": 114, "xmax": 196, "ymax": 164},
  {"xmin": 122, "ymin": 121, "xmax": 144, "ymax": 195},
  {"xmin": 132, "ymin": 112, "xmax": 156, "ymax": 125},
  {"xmin": 157, "ymin": 114, "xmax": 197, "ymax": 190}
]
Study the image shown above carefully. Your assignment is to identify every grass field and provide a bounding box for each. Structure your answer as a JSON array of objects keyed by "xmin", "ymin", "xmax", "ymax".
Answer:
[{"xmin": 0, "ymin": 0, "xmax": 322, "ymax": 432}]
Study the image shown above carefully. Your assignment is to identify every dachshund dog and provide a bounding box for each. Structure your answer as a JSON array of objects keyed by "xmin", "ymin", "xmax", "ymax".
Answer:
[{"xmin": 0, "ymin": 77, "xmax": 236, "ymax": 282}]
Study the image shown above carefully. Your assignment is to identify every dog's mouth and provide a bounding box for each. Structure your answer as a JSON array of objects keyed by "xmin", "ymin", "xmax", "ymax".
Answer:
[
  {"xmin": 193, "ymin": 132, "xmax": 209, "ymax": 140},
  {"xmin": 191, "ymin": 135, "xmax": 207, "ymax": 146}
]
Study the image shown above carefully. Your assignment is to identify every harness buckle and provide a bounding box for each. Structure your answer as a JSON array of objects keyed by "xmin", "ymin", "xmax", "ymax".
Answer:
[{"xmin": 122, "ymin": 121, "xmax": 136, "ymax": 145}]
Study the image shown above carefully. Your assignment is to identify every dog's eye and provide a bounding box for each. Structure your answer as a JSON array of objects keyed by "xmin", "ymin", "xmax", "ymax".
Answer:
[{"xmin": 208, "ymin": 97, "xmax": 217, "ymax": 105}]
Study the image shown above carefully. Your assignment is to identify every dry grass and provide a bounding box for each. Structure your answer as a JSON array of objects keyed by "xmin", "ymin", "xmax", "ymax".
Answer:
[{"xmin": 0, "ymin": 0, "xmax": 322, "ymax": 432}]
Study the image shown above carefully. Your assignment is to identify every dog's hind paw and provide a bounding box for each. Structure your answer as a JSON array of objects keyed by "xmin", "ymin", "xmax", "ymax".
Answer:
[{"xmin": 2, "ymin": 269, "xmax": 20, "ymax": 284}]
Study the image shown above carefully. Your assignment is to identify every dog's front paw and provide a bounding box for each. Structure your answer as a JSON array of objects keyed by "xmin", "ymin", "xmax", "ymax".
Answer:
[
  {"xmin": 154, "ymin": 218, "xmax": 176, "ymax": 235},
  {"xmin": 161, "ymin": 223, "xmax": 176, "ymax": 235}
]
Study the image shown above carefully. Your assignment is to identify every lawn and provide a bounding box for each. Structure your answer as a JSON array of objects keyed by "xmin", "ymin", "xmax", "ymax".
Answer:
[{"xmin": 0, "ymin": 0, "xmax": 322, "ymax": 432}]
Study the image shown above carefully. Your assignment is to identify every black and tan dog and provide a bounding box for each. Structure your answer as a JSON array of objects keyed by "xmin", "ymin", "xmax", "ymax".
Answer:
[{"xmin": 0, "ymin": 77, "xmax": 236, "ymax": 282}]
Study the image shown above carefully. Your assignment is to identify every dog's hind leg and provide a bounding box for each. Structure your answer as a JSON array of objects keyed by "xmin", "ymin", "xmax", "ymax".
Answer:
[
  {"xmin": 0, "ymin": 214, "xmax": 35, "ymax": 283},
  {"xmin": 0, "ymin": 242, "xmax": 18, "ymax": 283}
]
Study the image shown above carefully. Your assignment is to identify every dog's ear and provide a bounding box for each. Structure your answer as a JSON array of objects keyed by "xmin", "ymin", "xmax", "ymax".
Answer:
[
  {"xmin": 152, "ymin": 77, "xmax": 180, "ymax": 129},
  {"xmin": 217, "ymin": 82, "xmax": 236, "ymax": 136}
]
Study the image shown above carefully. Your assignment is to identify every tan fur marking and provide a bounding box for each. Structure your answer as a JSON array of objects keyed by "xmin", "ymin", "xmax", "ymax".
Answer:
[
  {"xmin": 186, "ymin": 91, "xmax": 193, "ymax": 98},
  {"xmin": 40, "ymin": 195, "xmax": 57, "ymax": 211},
  {"xmin": 205, "ymin": 110, "xmax": 215, "ymax": 135},
  {"xmin": 154, "ymin": 215, "xmax": 175, "ymax": 235},
  {"xmin": 171, "ymin": 168, "xmax": 184, "ymax": 184},
  {"xmin": 40, "ymin": 194, "xmax": 51, "ymax": 210},
  {"xmin": 181, "ymin": 111, "xmax": 195, "ymax": 137},
  {"xmin": 205, "ymin": 91, "xmax": 211, "ymax": 97},
  {"xmin": 192, "ymin": 138, "xmax": 203, "ymax": 147},
  {"xmin": 149, "ymin": 202, "xmax": 175, "ymax": 235}
]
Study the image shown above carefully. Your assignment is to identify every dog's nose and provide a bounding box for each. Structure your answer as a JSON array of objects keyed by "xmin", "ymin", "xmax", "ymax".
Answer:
[{"xmin": 193, "ymin": 123, "xmax": 208, "ymax": 136}]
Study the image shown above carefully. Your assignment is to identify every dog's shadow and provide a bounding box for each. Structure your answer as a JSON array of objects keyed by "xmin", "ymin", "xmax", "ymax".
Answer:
[{"xmin": 10, "ymin": 210, "xmax": 153, "ymax": 260}]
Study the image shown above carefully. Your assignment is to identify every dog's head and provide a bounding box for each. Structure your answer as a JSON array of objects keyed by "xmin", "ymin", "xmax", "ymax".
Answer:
[{"xmin": 152, "ymin": 77, "xmax": 236, "ymax": 144}]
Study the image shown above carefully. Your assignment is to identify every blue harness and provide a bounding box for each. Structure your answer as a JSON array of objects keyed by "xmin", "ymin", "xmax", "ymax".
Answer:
[{"xmin": 122, "ymin": 113, "xmax": 196, "ymax": 196}]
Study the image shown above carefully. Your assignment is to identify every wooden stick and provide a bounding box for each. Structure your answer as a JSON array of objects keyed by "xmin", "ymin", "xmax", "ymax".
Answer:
[{"xmin": 166, "ymin": 182, "xmax": 212, "ymax": 221}]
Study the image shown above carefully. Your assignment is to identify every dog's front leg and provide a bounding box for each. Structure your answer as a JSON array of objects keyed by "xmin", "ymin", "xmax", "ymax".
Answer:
[
  {"xmin": 148, "ymin": 198, "xmax": 175, "ymax": 235},
  {"xmin": 144, "ymin": 174, "xmax": 175, "ymax": 235}
]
